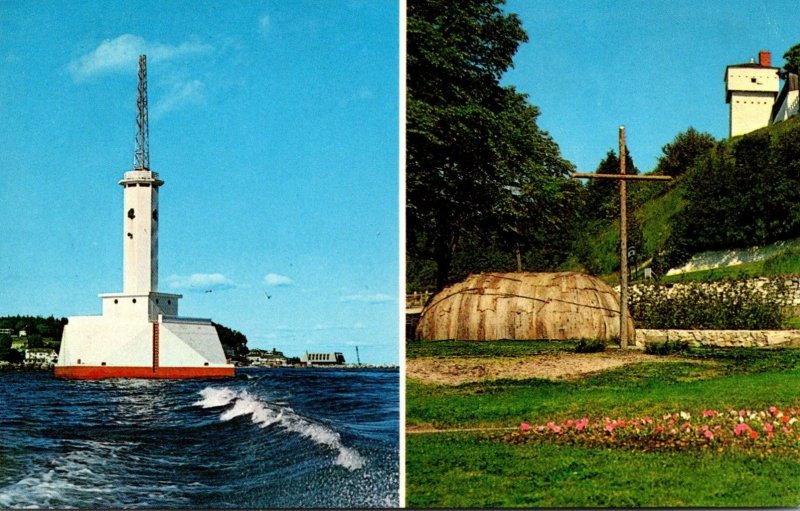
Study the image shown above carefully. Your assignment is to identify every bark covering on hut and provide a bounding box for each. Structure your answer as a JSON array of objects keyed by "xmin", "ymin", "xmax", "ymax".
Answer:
[{"xmin": 416, "ymin": 272, "xmax": 634, "ymax": 341}]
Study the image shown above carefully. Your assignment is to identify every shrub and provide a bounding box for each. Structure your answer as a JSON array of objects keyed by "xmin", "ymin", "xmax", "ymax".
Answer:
[
  {"xmin": 644, "ymin": 339, "xmax": 690, "ymax": 355},
  {"xmin": 629, "ymin": 278, "xmax": 789, "ymax": 330},
  {"xmin": 574, "ymin": 339, "xmax": 606, "ymax": 353}
]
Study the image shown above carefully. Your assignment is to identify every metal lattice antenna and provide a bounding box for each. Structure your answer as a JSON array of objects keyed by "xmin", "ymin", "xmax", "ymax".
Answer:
[{"xmin": 133, "ymin": 54, "xmax": 149, "ymax": 170}]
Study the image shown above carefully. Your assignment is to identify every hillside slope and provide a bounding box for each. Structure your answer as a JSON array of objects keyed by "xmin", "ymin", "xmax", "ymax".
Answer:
[{"xmin": 573, "ymin": 114, "xmax": 800, "ymax": 281}]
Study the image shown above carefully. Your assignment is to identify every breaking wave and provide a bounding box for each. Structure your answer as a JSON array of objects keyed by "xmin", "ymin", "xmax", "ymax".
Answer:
[{"xmin": 195, "ymin": 386, "xmax": 365, "ymax": 470}]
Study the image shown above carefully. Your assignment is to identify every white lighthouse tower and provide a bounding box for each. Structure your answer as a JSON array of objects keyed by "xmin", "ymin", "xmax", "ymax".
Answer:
[{"xmin": 55, "ymin": 55, "xmax": 234, "ymax": 379}]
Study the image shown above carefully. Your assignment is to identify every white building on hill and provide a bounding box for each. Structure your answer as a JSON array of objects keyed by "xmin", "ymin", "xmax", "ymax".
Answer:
[{"xmin": 725, "ymin": 50, "xmax": 799, "ymax": 137}]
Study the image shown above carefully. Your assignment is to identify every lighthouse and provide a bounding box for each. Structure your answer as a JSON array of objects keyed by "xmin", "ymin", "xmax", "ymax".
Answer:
[{"xmin": 55, "ymin": 55, "xmax": 234, "ymax": 379}]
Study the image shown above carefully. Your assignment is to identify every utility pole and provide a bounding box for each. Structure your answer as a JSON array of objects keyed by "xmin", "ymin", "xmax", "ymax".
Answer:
[
  {"xmin": 355, "ymin": 346, "xmax": 361, "ymax": 366},
  {"xmin": 572, "ymin": 126, "xmax": 672, "ymax": 348}
]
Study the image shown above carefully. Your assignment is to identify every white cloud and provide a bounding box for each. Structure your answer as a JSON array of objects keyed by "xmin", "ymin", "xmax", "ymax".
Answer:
[
  {"xmin": 68, "ymin": 34, "xmax": 212, "ymax": 81},
  {"xmin": 152, "ymin": 79, "xmax": 206, "ymax": 119},
  {"xmin": 338, "ymin": 293, "xmax": 394, "ymax": 304},
  {"xmin": 258, "ymin": 14, "xmax": 271, "ymax": 35},
  {"xmin": 264, "ymin": 273, "xmax": 293, "ymax": 287},
  {"xmin": 167, "ymin": 273, "xmax": 236, "ymax": 292}
]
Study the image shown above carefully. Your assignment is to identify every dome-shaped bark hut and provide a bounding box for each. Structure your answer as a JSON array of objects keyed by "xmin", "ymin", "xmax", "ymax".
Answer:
[{"xmin": 416, "ymin": 272, "xmax": 634, "ymax": 341}]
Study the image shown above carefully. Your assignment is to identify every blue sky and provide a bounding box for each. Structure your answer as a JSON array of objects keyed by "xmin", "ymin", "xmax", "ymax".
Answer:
[
  {"xmin": 504, "ymin": 0, "xmax": 799, "ymax": 173},
  {"xmin": 0, "ymin": 1, "xmax": 399, "ymax": 364}
]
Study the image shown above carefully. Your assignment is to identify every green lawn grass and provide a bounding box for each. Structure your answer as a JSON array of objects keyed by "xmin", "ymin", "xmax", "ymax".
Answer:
[
  {"xmin": 407, "ymin": 434, "xmax": 800, "ymax": 508},
  {"xmin": 406, "ymin": 343, "xmax": 800, "ymax": 507}
]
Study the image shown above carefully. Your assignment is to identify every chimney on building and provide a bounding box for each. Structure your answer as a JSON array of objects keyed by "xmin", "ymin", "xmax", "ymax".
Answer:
[{"xmin": 759, "ymin": 50, "xmax": 771, "ymax": 67}]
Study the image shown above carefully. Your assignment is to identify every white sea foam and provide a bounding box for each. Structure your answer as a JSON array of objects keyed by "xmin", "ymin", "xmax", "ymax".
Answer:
[
  {"xmin": 0, "ymin": 441, "xmax": 188, "ymax": 509},
  {"xmin": 194, "ymin": 387, "xmax": 237, "ymax": 408},
  {"xmin": 196, "ymin": 386, "xmax": 365, "ymax": 471}
]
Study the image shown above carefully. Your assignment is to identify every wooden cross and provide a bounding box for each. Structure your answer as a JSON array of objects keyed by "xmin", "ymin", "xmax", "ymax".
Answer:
[{"xmin": 572, "ymin": 126, "xmax": 672, "ymax": 349}]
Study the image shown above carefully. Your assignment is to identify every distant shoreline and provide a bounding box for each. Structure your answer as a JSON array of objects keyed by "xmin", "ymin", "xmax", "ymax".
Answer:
[{"xmin": 0, "ymin": 362, "xmax": 52, "ymax": 373}]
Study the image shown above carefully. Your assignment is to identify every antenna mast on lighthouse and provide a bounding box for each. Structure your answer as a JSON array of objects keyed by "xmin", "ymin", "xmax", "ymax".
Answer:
[{"xmin": 133, "ymin": 55, "xmax": 150, "ymax": 171}]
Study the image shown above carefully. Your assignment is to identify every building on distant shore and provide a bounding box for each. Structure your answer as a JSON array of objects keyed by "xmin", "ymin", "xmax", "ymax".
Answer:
[
  {"xmin": 726, "ymin": 50, "xmax": 799, "ymax": 137},
  {"xmin": 25, "ymin": 348, "xmax": 58, "ymax": 364},
  {"xmin": 246, "ymin": 348, "xmax": 288, "ymax": 367},
  {"xmin": 301, "ymin": 352, "xmax": 346, "ymax": 366}
]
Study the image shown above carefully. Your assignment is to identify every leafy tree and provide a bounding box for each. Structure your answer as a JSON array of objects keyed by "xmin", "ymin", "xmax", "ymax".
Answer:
[
  {"xmin": 212, "ymin": 322, "xmax": 249, "ymax": 360},
  {"xmin": 782, "ymin": 43, "xmax": 800, "ymax": 76},
  {"xmin": 26, "ymin": 334, "xmax": 44, "ymax": 349},
  {"xmin": 407, "ymin": 0, "xmax": 575, "ymax": 289},
  {"xmin": 583, "ymin": 149, "xmax": 638, "ymax": 221},
  {"xmin": 0, "ymin": 334, "xmax": 11, "ymax": 357},
  {"xmin": 653, "ymin": 127, "xmax": 716, "ymax": 178}
]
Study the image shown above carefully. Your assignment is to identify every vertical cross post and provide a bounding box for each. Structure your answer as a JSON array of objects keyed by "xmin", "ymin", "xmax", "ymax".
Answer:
[
  {"xmin": 619, "ymin": 126, "xmax": 628, "ymax": 348},
  {"xmin": 571, "ymin": 127, "xmax": 672, "ymax": 348}
]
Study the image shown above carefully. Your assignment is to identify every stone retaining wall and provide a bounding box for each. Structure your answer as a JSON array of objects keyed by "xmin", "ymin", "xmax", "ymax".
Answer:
[{"xmin": 635, "ymin": 329, "xmax": 800, "ymax": 348}]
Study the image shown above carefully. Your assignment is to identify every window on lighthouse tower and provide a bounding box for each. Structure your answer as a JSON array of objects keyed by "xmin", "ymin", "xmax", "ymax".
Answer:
[{"xmin": 128, "ymin": 208, "xmax": 135, "ymax": 220}]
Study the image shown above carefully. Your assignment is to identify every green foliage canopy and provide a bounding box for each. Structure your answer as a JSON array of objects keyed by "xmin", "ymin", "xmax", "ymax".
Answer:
[
  {"xmin": 407, "ymin": 0, "xmax": 576, "ymax": 290},
  {"xmin": 653, "ymin": 127, "xmax": 716, "ymax": 178},
  {"xmin": 583, "ymin": 149, "xmax": 638, "ymax": 222},
  {"xmin": 664, "ymin": 124, "xmax": 800, "ymax": 268},
  {"xmin": 212, "ymin": 322, "xmax": 249, "ymax": 359},
  {"xmin": 782, "ymin": 42, "xmax": 800, "ymax": 76}
]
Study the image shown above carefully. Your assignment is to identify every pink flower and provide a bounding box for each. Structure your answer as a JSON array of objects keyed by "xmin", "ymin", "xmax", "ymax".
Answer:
[
  {"xmin": 565, "ymin": 419, "xmax": 574, "ymax": 428},
  {"xmin": 769, "ymin": 406, "xmax": 778, "ymax": 416},
  {"xmin": 739, "ymin": 409, "xmax": 747, "ymax": 417},
  {"xmin": 655, "ymin": 426, "xmax": 664, "ymax": 433},
  {"xmin": 702, "ymin": 410, "xmax": 717, "ymax": 417},
  {"xmin": 576, "ymin": 418, "xmax": 588, "ymax": 431},
  {"xmin": 734, "ymin": 423, "xmax": 749, "ymax": 436},
  {"xmin": 703, "ymin": 430, "xmax": 714, "ymax": 440},
  {"xmin": 765, "ymin": 423, "xmax": 774, "ymax": 433},
  {"xmin": 783, "ymin": 427, "xmax": 791, "ymax": 433},
  {"xmin": 547, "ymin": 422, "xmax": 562, "ymax": 433},
  {"xmin": 520, "ymin": 422, "xmax": 531, "ymax": 432}
]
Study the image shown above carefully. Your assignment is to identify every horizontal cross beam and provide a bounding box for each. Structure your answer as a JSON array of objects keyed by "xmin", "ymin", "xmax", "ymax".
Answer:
[{"xmin": 571, "ymin": 172, "xmax": 673, "ymax": 181}]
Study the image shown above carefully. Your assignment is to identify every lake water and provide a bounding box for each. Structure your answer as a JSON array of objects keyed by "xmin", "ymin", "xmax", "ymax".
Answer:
[{"xmin": 0, "ymin": 367, "xmax": 399, "ymax": 508}]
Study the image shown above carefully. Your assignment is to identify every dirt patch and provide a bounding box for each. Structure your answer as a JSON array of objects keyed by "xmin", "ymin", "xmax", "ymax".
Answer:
[{"xmin": 407, "ymin": 350, "xmax": 677, "ymax": 386}]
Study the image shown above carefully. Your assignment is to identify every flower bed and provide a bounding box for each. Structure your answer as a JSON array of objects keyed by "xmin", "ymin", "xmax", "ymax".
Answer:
[{"xmin": 501, "ymin": 406, "xmax": 800, "ymax": 454}]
